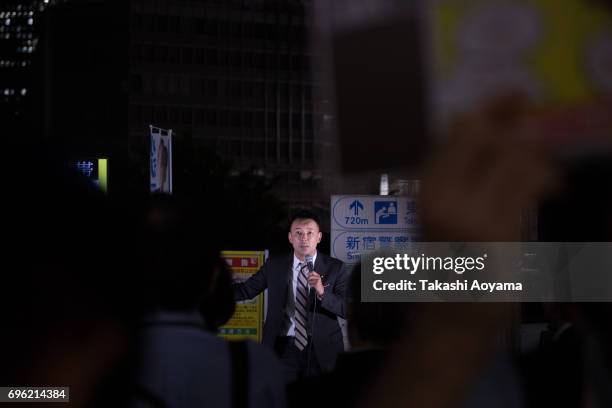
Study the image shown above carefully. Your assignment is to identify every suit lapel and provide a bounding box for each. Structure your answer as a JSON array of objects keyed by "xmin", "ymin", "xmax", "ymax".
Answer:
[
  {"xmin": 314, "ymin": 253, "xmax": 327, "ymax": 284},
  {"xmin": 280, "ymin": 253, "xmax": 293, "ymax": 309}
]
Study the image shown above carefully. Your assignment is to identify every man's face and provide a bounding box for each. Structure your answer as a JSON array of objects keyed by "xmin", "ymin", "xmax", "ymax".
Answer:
[{"xmin": 288, "ymin": 218, "xmax": 322, "ymax": 260}]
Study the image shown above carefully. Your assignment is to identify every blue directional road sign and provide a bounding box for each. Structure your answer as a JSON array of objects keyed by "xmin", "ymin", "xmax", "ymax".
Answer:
[{"xmin": 331, "ymin": 195, "xmax": 421, "ymax": 265}]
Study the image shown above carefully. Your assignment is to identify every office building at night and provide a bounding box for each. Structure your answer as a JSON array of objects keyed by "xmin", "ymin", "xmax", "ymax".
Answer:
[
  {"xmin": 128, "ymin": 0, "xmax": 323, "ymax": 210},
  {"xmin": 0, "ymin": 0, "xmax": 65, "ymax": 129}
]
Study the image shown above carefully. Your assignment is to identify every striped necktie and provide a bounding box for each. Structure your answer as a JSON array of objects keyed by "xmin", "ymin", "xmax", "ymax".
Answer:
[{"xmin": 294, "ymin": 262, "xmax": 309, "ymax": 351}]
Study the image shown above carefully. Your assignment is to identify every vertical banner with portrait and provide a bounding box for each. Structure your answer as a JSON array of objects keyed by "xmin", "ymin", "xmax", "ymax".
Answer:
[
  {"xmin": 150, "ymin": 125, "xmax": 173, "ymax": 194},
  {"xmin": 219, "ymin": 251, "xmax": 267, "ymax": 342}
]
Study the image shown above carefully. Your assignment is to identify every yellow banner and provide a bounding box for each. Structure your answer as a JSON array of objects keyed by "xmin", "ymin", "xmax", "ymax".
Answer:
[
  {"xmin": 219, "ymin": 250, "xmax": 266, "ymax": 342},
  {"xmin": 431, "ymin": 0, "xmax": 612, "ymax": 147}
]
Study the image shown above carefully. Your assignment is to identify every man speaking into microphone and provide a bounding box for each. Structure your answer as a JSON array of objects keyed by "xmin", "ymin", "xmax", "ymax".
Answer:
[{"xmin": 233, "ymin": 210, "xmax": 347, "ymax": 382}]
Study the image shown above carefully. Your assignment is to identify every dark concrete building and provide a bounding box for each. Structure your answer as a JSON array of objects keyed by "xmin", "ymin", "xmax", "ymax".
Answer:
[{"xmin": 128, "ymin": 0, "xmax": 323, "ymax": 209}]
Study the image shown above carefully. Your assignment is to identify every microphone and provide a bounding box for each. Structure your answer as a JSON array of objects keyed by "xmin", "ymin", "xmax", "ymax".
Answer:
[
  {"xmin": 305, "ymin": 254, "xmax": 315, "ymax": 292},
  {"xmin": 304, "ymin": 254, "xmax": 314, "ymax": 272}
]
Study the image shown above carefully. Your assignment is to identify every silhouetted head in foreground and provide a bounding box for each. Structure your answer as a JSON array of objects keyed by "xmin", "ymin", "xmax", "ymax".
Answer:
[{"xmin": 1, "ymin": 140, "xmax": 145, "ymax": 407}]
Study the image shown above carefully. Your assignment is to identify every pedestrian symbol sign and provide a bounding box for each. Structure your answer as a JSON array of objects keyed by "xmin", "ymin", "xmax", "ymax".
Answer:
[{"xmin": 374, "ymin": 201, "xmax": 397, "ymax": 224}]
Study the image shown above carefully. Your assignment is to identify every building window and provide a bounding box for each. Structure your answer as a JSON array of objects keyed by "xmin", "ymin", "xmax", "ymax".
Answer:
[
  {"xmin": 143, "ymin": 106, "xmax": 154, "ymax": 122},
  {"xmin": 280, "ymin": 54, "xmax": 289, "ymax": 70},
  {"xmin": 291, "ymin": 54, "xmax": 300, "ymax": 70},
  {"xmin": 195, "ymin": 108, "xmax": 205, "ymax": 126},
  {"xmin": 292, "ymin": 142, "xmax": 301, "ymax": 160},
  {"xmin": 181, "ymin": 108, "xmax": 192, "ymax": 125},
  {"xmin": 280, "ymin": 83, "xmax": 289, "ymax": 105},
  {"xmin": 292, "ymin": 113, "xmax": 301, "ymax": 130},
  {"xmin": 143, "ymin": 74, "xmax": 153, "ymax": 94},
  {"xmin": 130, "ymin": 45, "xmax": 142, "ymax": 63},
  {"xmin": 131, "ymin": 74, "xmax": 142, "ymax": 93},
  {"xmin": 155, "ymin": 76, "xmax": 168, "ymax": 95},
  {"xmin": 156, "ymin": 15, "xmax": 168, "ymax": 33},
  {"xmin": 131, "ymin": 14, "xmax": 143, "ymax": 31},
  {"xmin": 144, "ymin": 14, "xmax": 155, "ymax": 32},
  {"xmin": 169, "ymin": 16, "xmax": 180, "ymax": 33},
  {"xmin": 168, "ymin": 76, "xmax": 178, "ymax": 95},
  {"xmin": 265, "ymin": 53, "xmax": 275, "ymax": 70},
  {"xmin": 267, "ymin": 112, "xmax": 276, "ymax": 129},
  {"xmin": 218, "ymin": 21, "xmax": 229, "ymax": 38},
  {"xmin": 181, "ymin": 47, "xmax": 193, "ymax": 64},
  {"xmin": 218, "ymin": 50, "xmax": 228, "ymax": 68},
  {"xmin": 254, "ymin": 53, "xmax": 264, "ymax": 69},
  {"xmin": 204, "ymin": 20, "xmax": 217, "ymax": 36},
  {"xmin": 229, "ymin": 80, "xmax": 240, "ymax": 98},
  {"xmin": 243, "ymin": 140, "xmax": 252, "ymax": 156},
  {"xmin": 243, "ymin": 82, "xmax": 253, "ymax": 98},
  {"xmin": 180, "ymin": 76, "xmax": 190, "ymax": 96},
  {"xmin": 305, "ymin": 113, "xmax": 313, "ymax": 130},
  {"xmin": 195, "ymin": 18, "xmax": 205, "ymax": 34},
  {"xmin": 206, "ymin": 49, "xmax": 218, "ymax": 66},
  {"xmin": 168, "ymin": 47, "xmax": 179, "ymax": 64},
  {"xmin": 143, "ymin": 45, "xmax": 154, "ymax": 63},
  {"xmin": 243, "ymin": 111, "xmax": 253, "ymax": 127},
  {"xmin": 254, "ymin": 141, "xmax": 265, "ymax": 158},
  {"xmin": 230, "ymin": 51, "xmax": 241, "ymax": 68},
  {"xmin": 169, "ymin": 107, "xmax": 179, "ymax": 124},
  {"xmin": 230, "ymin": 110, "xmax": 241, "ymax": 127},
  {"xmin": 154, "ymin": 46, "xmax": 168, "ymax": 64},
  {"xmin": 230, "ymin": 140, "xmax": 241, "ymax": 156},
  {"xmin": 254, "ymin": 111, "xmax": 264, "ymax": 128},
  {"xmin": 292, "ymin": 84, "xmax": 302, "ymax": 105},
  {"xmin": 266, "ymin": 141, "xmax": 275, "ymax": 158},
  {"xmin": 254, "ymin": 23, "xmax": 265, "ymax": 40},
  {"xmin": 305, "ymin": 86, "xmax": 312, "ymax": 103},
  {"xmin": 155, "ymin": 106, "xmax": 167, "ymax": 122},
  {"xmin": 254, "ymin": 82, "xmax": 264, "ymax": 99},
  {"xmin": 206, "ymin": 109, "xmax": 217, "ymax": 126},
  {"xmin": 195, "ymin": 48, "xmax": 204, "ymax": 65},
  {"xmin": 219, "ymin": 110, "xmax": 229, "ymax": 128},
  {"xmin": 130, "ymin": 105, "xmax": 143, "ymax": 123},
  {"xmin": 305, "ymin": 141, "xmax": 313, "ymax": 160},
  {"xmin": 266, "ymin": 23, "xmax": 276, "ymax": 41},
  {"xmin": 230, "ymin": 21, "xmax": 241, "ymax": 38}
]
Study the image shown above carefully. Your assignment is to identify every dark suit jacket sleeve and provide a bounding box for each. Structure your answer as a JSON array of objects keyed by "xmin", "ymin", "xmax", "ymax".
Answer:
[
  {"xmin": 319, "ymin": 261, "xmax": 347, "ymax": 319},
  {"xmin": 233, "ymin": 263, "xmax": 269, "ymax": 301}
]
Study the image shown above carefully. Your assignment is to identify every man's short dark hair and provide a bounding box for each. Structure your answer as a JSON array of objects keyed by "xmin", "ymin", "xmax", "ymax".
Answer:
[{"xmin": 288, "ymin": 209, "xmax": 321, "ymax": 231}]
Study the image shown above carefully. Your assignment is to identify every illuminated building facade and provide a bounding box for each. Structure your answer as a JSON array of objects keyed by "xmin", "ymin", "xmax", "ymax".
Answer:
[{"xmin": 0, "ymin": 0, "xmax": 64, "ymax": 128}]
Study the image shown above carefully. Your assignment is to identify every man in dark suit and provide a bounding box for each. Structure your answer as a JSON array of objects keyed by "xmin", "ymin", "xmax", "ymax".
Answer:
[{"xmin": 234, "ymin": 210, "xmax": 347, "ymax": 382}]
